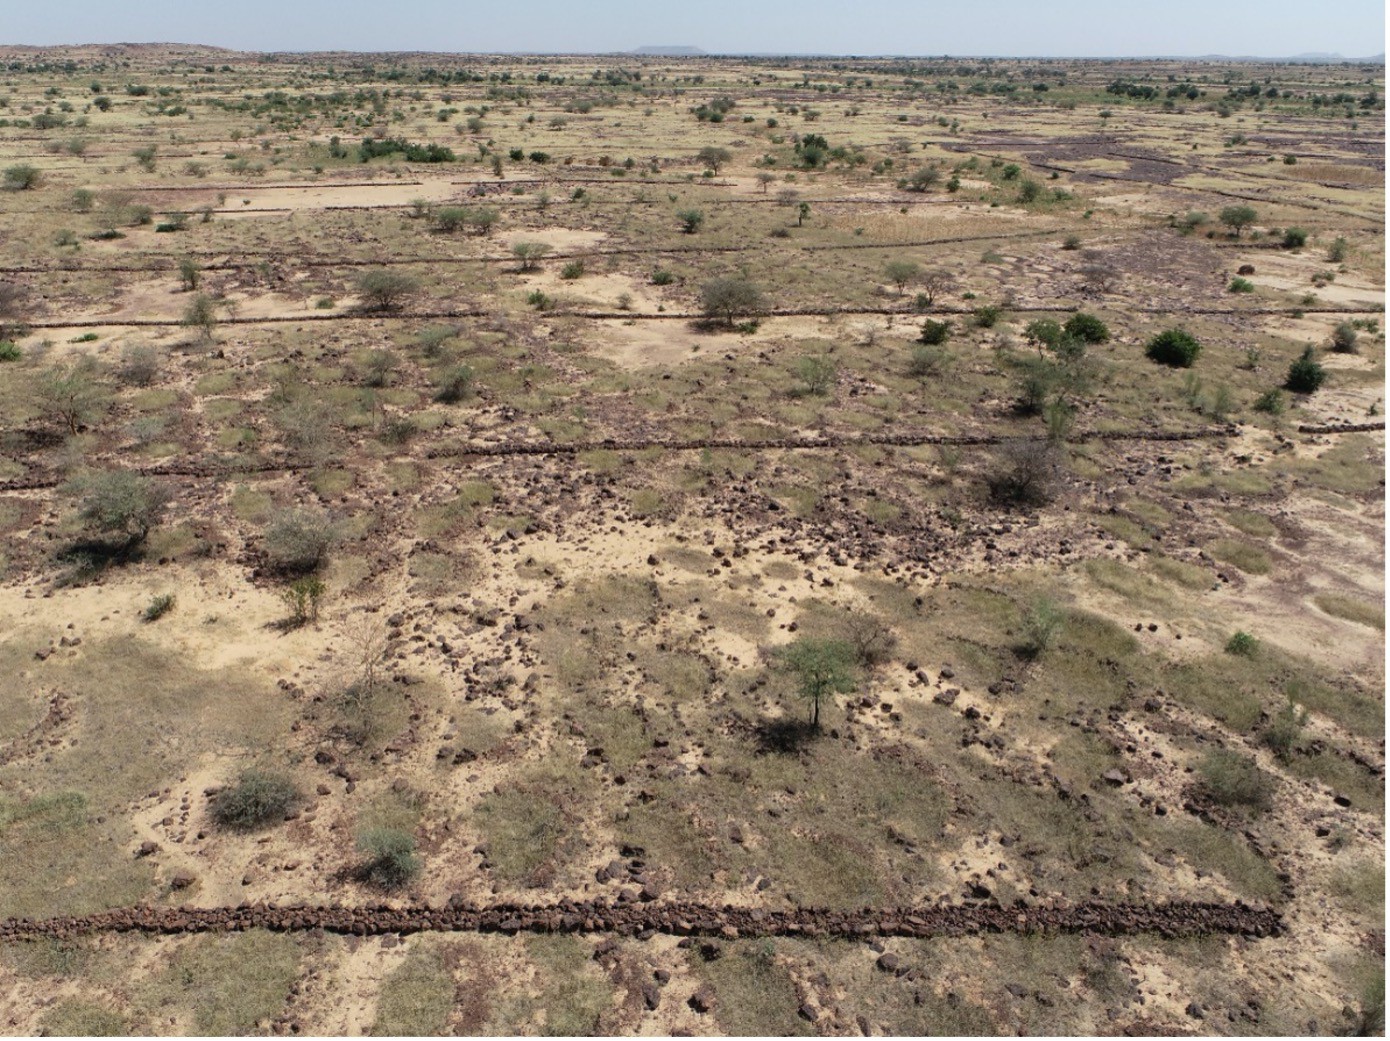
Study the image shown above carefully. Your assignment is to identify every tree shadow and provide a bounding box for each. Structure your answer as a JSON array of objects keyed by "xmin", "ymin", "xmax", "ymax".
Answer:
[
  {"xmin": 753, "ymin": 717, "xmax": 818, "ymax": 755},
  {"xmin": 54, "ymin": 537, "xmax": 144, "ymax": 586}
]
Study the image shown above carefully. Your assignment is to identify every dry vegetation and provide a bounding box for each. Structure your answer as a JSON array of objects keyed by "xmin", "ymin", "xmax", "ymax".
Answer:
[{"xmin": 0, "ymin": 43, "xmax": 1383, "ymax": 1035}]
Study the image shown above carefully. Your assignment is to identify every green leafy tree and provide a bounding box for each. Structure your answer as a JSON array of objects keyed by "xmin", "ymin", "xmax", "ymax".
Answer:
[
  {"xmin": 883, "ymin": 259, "xmax": 921, "ymax": 295},
  {"xmin": 38, "ymin": 358, "xmax": 109, "ymax": 434},
  {"xmin": 794, "ymin": 354, "xmax": 837, "ymax": 396},
  {"xmin": 700, "ymin": 276, "xmax": 768, "ymax": 327},
  {"xmin": 696, "ymin": 146, "xmax": 731, "ymax": 173},
  {"xmin": 511, "ymin": 241, "xmax": 552, "ymax": 271},
  {"xmin": 778, "ymin": 637, "xmax": 857, "ymax": 730},
  {"xmin": 356, "ymin": 269, "xmax": 419, "ymax": 311},
  {"xmin": 182, "ymin": 293, "xmax": 218, "ymax": 341},
  {"xmin": 1219, "ymin": 204, "xmax": 1257, "ymax": 237}
]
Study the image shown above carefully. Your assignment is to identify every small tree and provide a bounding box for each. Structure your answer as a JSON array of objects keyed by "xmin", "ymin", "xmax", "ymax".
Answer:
[
  {"xmin": 883, "ymin": 259, "xmax": 921, "ymax": 295},
  {"xmin": 988, "ymin": 439, "xmax": 1061, "ymax": 506},
  {"xmin": 756, "ymin": 171, "xmax": 776, "ymax": 193},
  {"xmin": 778, "ymin": 637, "xmax": 857, "ymax": 730},
  {"xmin": 1024, "ymin": 318, "xmax": 1064, "ymax": 351},
  {"xmin": 919, "ymin": 269, "xmax": 955, "ymax": 306},
  {"xmin": 182, "ymin": 293, "xmax": 218, "ymax": 340},
  {"xmin": 900, "ymin": 166, "xmax": 940, "ymax": 192},
  {"xmin": 797, "ymin": 201, "xmax": 811, "ymax": 226},
  {"xmin": 511, "ymin": 241, "xmax": 552, "ymax": 271},
  {"xmin": 38, "ymin": 359, "xmax": 109, "ymax": 434},
  {"xmin": 177, "ymin": 257, "xmax": 200, "ymax": 292},
  {"xmin": 696, "ymin": 146, "xmax": 731, "ymax": 174},
  {"xmin": 700, "ymin": 276, "xmax": 767, "ymax": 327},
  {"xmin": 1285, "ymin": 346, "xmax": 1326, "ymax": 393},
  {"xmin": 1219, "ymin": 204, "xmax": 1257, "ymax": 237},
  {"xmin": 279, "ymin": 576, "xmax": 326, "ymax": 627},
  {"xmin": 794, "ymin": 354, "xmax": 837, "ymax": 396},
  {"xmin": 73, "ymin": 470, "xmax": 169, "ymax": 547},
  {"xmin": 356, "ymin": 269, "xmax": 419, "ymax": 311},
  {"xmin": 676, "ymin": 209, "xmax": 704, "ymax": 234},
  {"xmin": 1145, "ymin": 328, "xmax": 1202, "ymax": 368}
]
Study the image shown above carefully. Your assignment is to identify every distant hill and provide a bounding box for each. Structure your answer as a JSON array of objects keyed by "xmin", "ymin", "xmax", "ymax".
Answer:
[{"xmin": 631, "ymin": 46, "xmax": 705, "ymax": 56}]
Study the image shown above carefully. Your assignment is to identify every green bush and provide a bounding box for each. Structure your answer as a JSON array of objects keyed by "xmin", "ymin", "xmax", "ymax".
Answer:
[
  {"xmin": 435, "ymin": 364, "xmax": 475, "ymax": 403},
  {"xmin": 213, "ymin": 769, "xmax": 300, "ymax": 830},
  {"xmin": 262, "ymin": 508, "xmax": 335, "ymax": 574},
  {"xmin": 1198, "ymin": 750, "xmax": 1274, "ymax": 812},
  {"xmin": 1020, "ymin": 598, "xmax": 1063, "ymax": 658},
  {"xmin": 1145, "ymin": 328, "xmax": 1202, "ymax": 367},
  {"xmin": 1228, "ymin": 277, "xmax": 1255, "ymax": 293},
  {"xmin": 3, "ymin": 164, "xmax": 41, "ymax": 190},
  {"xmin": 907, "ymin": 344, "xmax": 949, "ymax": 379},
  {"xmin": 1024, "ymin": 318, "xmax": 1063, "ymax": 348},
  {"xmin": 1253, "ymin": 388, "xmax": 1285, "ymax": 415},
  {"xmin": 73, "ymin": 470, "xmax": 169, "ymax": 547},
  {"xmin": 1331, "ymin": 322, "xmax": 1359, "ymax": 353},
  {"xmin": 357, "ymin": 827, "xmax": 421, "ymax": 888},
  {"xmin": 1061, "ymin": 311, "xmax": 1106, "ymax": 343},
  {"xmin": 1260, "ymin": 697, "xmax": 1309, "ymax": 761},
  {"xmin": 278, "ymin": 576, "xmax": 325, "ymax": 627},
  {"xmin": 676, "ymin": 208, "xmax": 704, "ymax": 233},
  {"xmin": 1225, "ymin": 631, "xmax": 1259, "ymax": 656},
  {"xmin": 973, "ymin": 305, "xmax": 1003, "ymax": 328},
  {"xmin": 142, "ymin": 593, "xmax": 175, "ymax": 622},
  {"xmin": 651, "ymin": 268, "xmax": 675, "ymax": 286},
  {"xmin": 0, "ymin": 340, "xmax": 19, "ymax": 362},
  {"xmin": 1285, "ymin": 346, "xmax": 1326, "ymax": 393},
  {"xmin": 1281, "ymin": 227, "xmax": 1308, "ymax": 249},
  {"xmin": 560, "ymin": 260, "xmax": 585, "ymax": 280},
  {"xmin": 919, "ymin": 318, "xmax": 952, "ymax": 345}
]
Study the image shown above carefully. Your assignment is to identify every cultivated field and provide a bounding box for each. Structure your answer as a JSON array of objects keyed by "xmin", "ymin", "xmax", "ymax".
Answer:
[{"xmin": 0, "ymin": 44, "xmax": 1383, "ymax": 1035}]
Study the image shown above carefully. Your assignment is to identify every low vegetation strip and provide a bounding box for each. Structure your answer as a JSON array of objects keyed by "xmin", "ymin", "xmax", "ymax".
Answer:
[{"xmin": 0, "ymin": 899, "xmax": 1283, "ymax": 943}]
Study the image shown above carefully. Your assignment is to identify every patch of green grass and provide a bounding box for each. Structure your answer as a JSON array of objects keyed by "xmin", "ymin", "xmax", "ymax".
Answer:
[
  {"xmin": 692, "ymin": 941, "xmax": 814, "ymax": 1036},
  {"xmin": 372, "ymin": 939, "xmax": 455, "ymax": 1036},
  {"xmin": 474, "ymin": 768, "xmax": 589, "ymax": 886},
  {"xmin": 138, "ymin": 931, "xmax": 301, "ymax": 1035},
  {"xmin": 1314, "ymin": 594, "xmax": 1384, "ymax": 630},
  {"xmin": 1225, "ymin": 509, "xmax": 1278, "ymax": 538},
  {"xmin": 1082, "ymin": 558, "xmax": 1172, "ymax": 609},
  {"xmin": 1147, "ymin": 554, "xmax": 1212, "ymax": 589},
  {"xmin": 38, "ymin": 999, "xmax": 127, "ymax": 1036},
  {"xmin": 487, "ymin": 936, "xmax": 612, "ymax": 1036},
  {"xmin": 1206, "ymin": 538, "xmax": 1272, "ymax": 575},
  {"xmin": 1331, "ymin": 859, "xmax": 1386, "ymax": 923},
  {"xmin": 1163, "ymin": 658, "xmax": 1264, "ymax": 731}
]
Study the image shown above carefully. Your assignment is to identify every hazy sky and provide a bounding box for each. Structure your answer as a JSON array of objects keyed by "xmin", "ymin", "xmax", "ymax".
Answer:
[{"xmin": 5, "ymin": 0, "xmax": 1385, "ymax": 57}]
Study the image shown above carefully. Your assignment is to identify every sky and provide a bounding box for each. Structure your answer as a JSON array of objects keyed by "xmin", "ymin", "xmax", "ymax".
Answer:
[{"xmin": 4, "ymin": 0, "xmax": 1385, "ymax": 58}]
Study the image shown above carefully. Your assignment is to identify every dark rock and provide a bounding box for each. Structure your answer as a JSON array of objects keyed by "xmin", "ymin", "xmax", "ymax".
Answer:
[{"xmin": 689, "ymin": 987, "xmax": 716, "ymax": 1013}]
